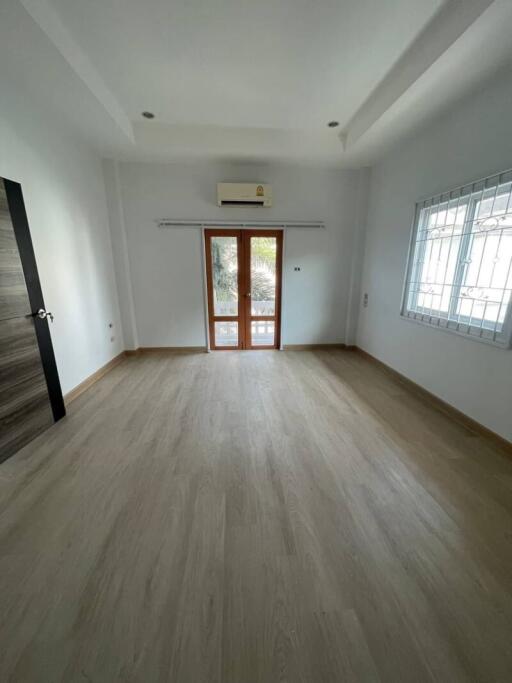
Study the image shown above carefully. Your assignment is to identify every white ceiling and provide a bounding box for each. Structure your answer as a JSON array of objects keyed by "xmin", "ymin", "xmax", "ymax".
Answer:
[
  {"xmin": 3, "ymin": 0, "xmax": 512, "ymax": 166},
  {"xmin": 44, "ymin": 0, "xmax": 444, "ymax": 129}
]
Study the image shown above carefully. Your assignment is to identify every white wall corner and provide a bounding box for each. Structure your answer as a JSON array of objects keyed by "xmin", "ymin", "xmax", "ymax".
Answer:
[
  {"xmin": 345, "ymin": 167, "xmax": 371, "ymax": 346},
  {"xmin": 103, "ymin": 159, "xmax": 139, "ymax": 350}
]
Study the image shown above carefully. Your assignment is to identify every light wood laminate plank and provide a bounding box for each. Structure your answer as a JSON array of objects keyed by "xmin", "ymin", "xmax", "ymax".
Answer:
[{"xmin": 0, "ymin": 349, "xmax": 511, "ymax": 681}]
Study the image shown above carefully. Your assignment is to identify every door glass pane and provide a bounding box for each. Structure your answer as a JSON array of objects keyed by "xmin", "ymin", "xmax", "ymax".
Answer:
[
  {"xmin": 251, "ymin": 320, "xmax": 275, "ymax": 346},
  {"xmin": 211, "ymin": 236, "xmax": 238, "ymax": 316},
  {"xmin": 215, "ymin": 321, "xmax": 238, "ymax": 347},
  {"xmin": 250, "ymin": 237, "xmax": 276, "ymax": 316}
]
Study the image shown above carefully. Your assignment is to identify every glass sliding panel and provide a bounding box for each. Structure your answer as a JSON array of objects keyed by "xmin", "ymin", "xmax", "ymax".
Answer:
[
  {"xmin": 211, "ymin": 236, "xmax": 238, "ymax": 316},
  {"xmin": 455, "ymin": 194, "xmax": 512, "ymax": 331},
  {"xmin": 215, "ymin": 321, "xmax": 238, "ymax": 347},
  {"xmin": 250, "ymin": 237, "xmax": 276, "ymax": 316},
  {"xmin": 408, "ymin": 199, "xmax": 467, "ymax": 317},
  {"xmin": 251, "ymin": 320, "xmax": 275, "ymax": 346}
]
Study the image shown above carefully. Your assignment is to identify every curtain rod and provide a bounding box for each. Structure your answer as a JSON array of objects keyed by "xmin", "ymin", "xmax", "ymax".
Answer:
[{"xmin": 156, "ymin": 219, "xmax": 325, "ymax": 229}]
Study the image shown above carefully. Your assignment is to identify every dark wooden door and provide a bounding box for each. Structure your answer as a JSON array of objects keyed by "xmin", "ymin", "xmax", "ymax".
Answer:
[
  {"xmin": 204, "ymin": 228, "xmax": 282, "ymax": 350},
  {"xmin": 0, "ymin": 177, "xmax": 65, "ymax": 463}
]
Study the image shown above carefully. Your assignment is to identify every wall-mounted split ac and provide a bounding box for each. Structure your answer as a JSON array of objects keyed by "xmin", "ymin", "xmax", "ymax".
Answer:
[{"xmin": 217, "ymin": 183, "xmax": 272, "ymax": 207}]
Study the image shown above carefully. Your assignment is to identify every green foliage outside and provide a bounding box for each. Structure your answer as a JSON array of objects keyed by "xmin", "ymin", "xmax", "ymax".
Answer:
[{"xmin": 212, "ymin": 237, "xmax": 276, "ymax": 303}]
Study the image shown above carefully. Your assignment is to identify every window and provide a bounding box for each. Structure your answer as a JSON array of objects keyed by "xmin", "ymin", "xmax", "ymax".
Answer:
[{"xmin": 401, "ymin": 169, "xmax": 512, "ymax": 347}]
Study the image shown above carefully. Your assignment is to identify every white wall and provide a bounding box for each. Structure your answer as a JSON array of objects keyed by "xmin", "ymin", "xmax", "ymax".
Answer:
[
  {"xmin": 357, "ymin": 64, "xmax": 512, "ymax": 442},
  {"xmin": 0, "ymin": 80, "xmax": 123, "ymax": 395},
  {"xmin": 103, "ymin": 160, "xmax": 139, "ymax": 351},
  {"xmin": 113, "ymin": 161, "xmax": 367, "ymax": 348}
]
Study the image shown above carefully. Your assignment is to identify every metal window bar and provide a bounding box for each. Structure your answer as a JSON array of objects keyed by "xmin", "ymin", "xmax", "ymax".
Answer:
[
  {"xmin": 494, "ymin": 256, "xmax": 512, "ymax": 341},
  {"xmin": 401, "ymin": 168, "xmax": 512, "ymax": 347},
  {"xmin": 465, "ymin": 182, "xmax": 498, "ymax": 330},
  {"xmin": 468, "ymin": 181, "xmax": 512, "ymax": 336},
  {"xmin": 408, "ymin": 203, "xmax": 428, "ymax": 312},
  {"xmin": 473, "ymin": 179, "xmax": 502, "ymax": 334},
  {"xmin": 436, "ymin": 192, "xmax": 462, "ymax": 320},
  {"xmin": 450, "ymin": 184, "xmax": 484, "ymax": 330}
]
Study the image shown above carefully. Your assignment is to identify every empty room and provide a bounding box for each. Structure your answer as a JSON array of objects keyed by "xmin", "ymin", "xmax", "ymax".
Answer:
[{"xmin": 1, "ymin": 0, "xmax": 512, "ymax": 681}]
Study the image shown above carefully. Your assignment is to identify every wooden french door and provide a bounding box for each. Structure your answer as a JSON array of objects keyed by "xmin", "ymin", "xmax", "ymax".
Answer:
[{"xmin": 204, "ymin": 229, "xmax": 282, "ymax": 350}]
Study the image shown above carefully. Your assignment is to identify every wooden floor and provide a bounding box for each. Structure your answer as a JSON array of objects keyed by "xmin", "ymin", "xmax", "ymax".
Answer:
[{"xmin": 1, "ymin": 350, "xmax": 512, "ymax": 682}]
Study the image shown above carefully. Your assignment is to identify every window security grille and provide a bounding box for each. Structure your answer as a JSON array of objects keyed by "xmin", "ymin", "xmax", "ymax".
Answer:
[{"xmin": 401, "ymin": 169, "xmax": 512, "ymax": 347}]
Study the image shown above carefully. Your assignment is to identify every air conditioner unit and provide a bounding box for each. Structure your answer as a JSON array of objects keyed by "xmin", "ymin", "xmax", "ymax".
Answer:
[{"xmin": 217, "ymin": 183, "xmax": 272, "ymax": 207}]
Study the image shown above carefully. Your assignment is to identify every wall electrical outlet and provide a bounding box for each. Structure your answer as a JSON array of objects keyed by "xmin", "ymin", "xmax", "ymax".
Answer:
[{"xmin": 363, "ymin": 293, "xmax": 369, "ymax": 308}]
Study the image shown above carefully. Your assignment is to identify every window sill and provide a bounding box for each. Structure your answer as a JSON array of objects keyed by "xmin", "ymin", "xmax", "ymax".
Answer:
[{"xmin": 400, "ymin": 312, "xmax": 512, "ymax": 349}]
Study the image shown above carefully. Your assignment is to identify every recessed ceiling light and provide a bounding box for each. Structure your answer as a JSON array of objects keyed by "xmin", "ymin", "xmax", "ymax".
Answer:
[
  {"xmin": 327, "ymin": 120, "xmax": 339, "ymax": 128},
  {"xmin": 142, "ymin": 111, "xmax": 155, "ymax": 119}
]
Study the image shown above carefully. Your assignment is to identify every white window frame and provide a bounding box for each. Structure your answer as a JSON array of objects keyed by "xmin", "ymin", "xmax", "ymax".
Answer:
[{"xmin": 401, "ymin": 169, "xmax": 512, "ymax": 349}]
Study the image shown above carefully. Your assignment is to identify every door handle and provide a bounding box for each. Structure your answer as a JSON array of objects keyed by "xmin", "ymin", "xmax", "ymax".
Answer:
[{"xmin": 36, "ymin": 308, "xmax": 54, "ymax": 323}]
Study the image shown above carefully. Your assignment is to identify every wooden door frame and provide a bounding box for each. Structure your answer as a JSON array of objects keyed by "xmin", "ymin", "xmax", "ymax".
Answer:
[
  {"xmin": 4, "ymin": 178, "xmax": 65, "ymax": 422},
  {"xmin": 242, "ymin": 229, "xmax": 282, "ymax": 350},
  {"xmin": 204, "ymin": 228, "xmax": 283, "ymax": 350},
  {"xmin": 204, "ymin": 228, "xmax": 245, "ymax": 350}
]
